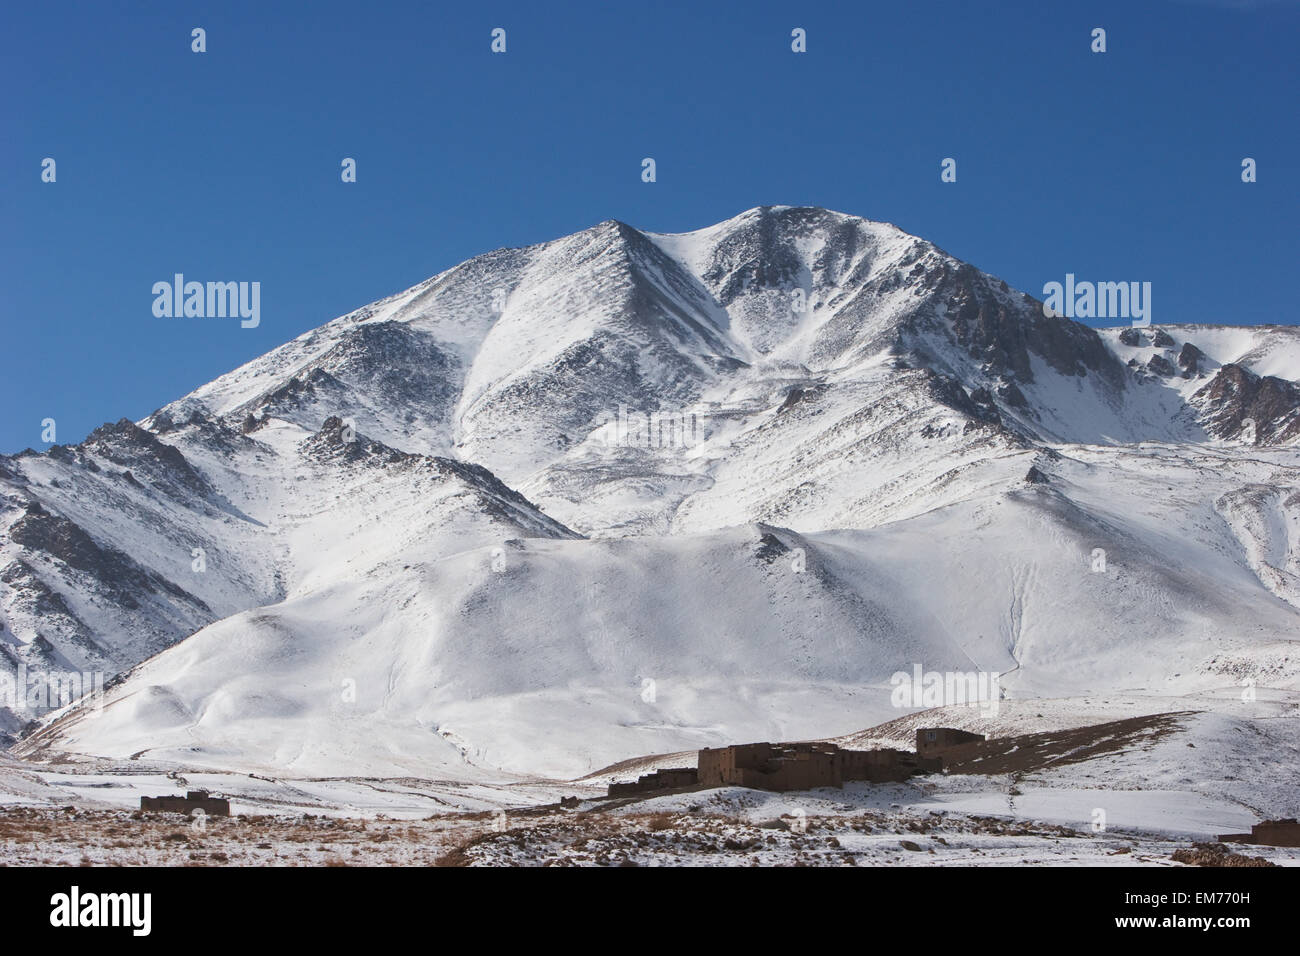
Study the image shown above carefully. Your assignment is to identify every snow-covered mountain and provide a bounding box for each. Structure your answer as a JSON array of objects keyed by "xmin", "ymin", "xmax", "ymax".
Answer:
[{"xmin": 3, "ymin": 206, "xmax": 1298, "ymax": 778}]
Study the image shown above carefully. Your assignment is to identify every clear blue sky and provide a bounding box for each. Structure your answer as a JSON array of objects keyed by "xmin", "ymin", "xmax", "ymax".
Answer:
[{"xmin": 2, "ymin": 0, "xmax": 1297, "ymax": 453}]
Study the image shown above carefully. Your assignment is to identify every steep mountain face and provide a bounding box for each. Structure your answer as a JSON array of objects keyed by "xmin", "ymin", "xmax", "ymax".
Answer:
[
  {"xmin": 1193, "ymin": 364, "xmax": 1300, "ymax": 443},
  {"xmin": 4, "ymin": 206, "xmax": 1299, "ymax": 773}
]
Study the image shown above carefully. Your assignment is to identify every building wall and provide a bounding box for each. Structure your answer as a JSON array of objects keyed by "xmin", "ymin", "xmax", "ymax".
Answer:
[
  {"xmin": 737, "ymin": 752, "xmax": 841, "ymax": 791},
  {"xmin": 678, "ymin": 741, "xmax": 940, "ymax": 795},
  {"xmin": 1252, "ymin": 821, "xmax": 1300, "ymax": 846},
  {"xmin": 841, "ymin": 748, "xmax": 934, "ymax": 783},
  {"xmin": 655, "ymin": 769, "xmax": 699, "ymax": 788},
  {"xmin": 140, "ymin": 795, "xmax": 230, "ymax": 816},
  {"xmin": 607, "ymin": 767, "xmax": 699, "ymax": 797},
  {"xmin": 916, "ymin": 728, "xmax": 986, "ymax": 756},
  {"xmin": 699, "ymin": 743, "xmax": 777, "ymax": 788}
]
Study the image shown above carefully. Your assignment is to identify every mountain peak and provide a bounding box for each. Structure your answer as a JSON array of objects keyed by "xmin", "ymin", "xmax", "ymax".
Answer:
[{"xmin": 3, "ymin": 206, "xmax": 1298, "ymax": 785}]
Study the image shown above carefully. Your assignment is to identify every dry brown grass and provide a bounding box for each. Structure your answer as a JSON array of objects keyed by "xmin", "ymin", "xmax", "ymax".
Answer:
[
  {"xmin": 1171, "ymin": 842, "xmax": 1277, "ymax": 867},
  {"xmin": 0, "ymin": 806, "xmax": 476, "ymax": 866}
]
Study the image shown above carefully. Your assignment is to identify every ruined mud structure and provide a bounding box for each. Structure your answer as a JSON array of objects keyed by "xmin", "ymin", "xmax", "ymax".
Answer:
[
  {"xmin": 1219, "ymin": 819, "xmax": 1300, "ymax": 847},
  {"xmin": 605, "ymin": 715, "xmax": 1195, "ymax": 800},
  {"xmin": 916, "ymin": 727, "xmax": 986, "ymax": 757},
  {"xmin": 139, "ymin": 790, "xmax": 230, "ymax": 816},
  {"xmin": 608, "ymin": 768, "xmax": 699, "ymax": 797},
  {"xmin": 607, "ymin": 739, "xmax": 945, "ymax": 797},
  {"xmin": 697, "ymin": 741, "xmax": 941, "ymax": 791}
]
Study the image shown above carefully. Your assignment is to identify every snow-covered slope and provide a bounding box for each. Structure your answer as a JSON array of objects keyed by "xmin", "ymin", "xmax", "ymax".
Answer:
[{"xmin": 4, "ymin": 206, "xmax": 1299, "ymax": 781}]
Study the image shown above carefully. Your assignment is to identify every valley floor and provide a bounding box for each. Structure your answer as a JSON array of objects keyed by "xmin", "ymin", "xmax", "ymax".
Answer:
[
  {"xmin": 2, "ymin": 693, "xmax": 1296, "ymax": 866},
  {"xmin": 0, "ymin": 797, "xmax": 1294, "ymax": 867}
]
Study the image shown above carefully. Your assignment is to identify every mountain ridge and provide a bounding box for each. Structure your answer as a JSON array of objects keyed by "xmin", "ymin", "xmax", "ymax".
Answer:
[{"xmin": 3, "ymin": 206, "xmax": 1298, "ymax": 775}]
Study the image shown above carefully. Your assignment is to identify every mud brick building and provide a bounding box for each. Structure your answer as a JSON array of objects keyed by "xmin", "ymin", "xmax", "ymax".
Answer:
[
  {"xmin": 697, "ymin": 742, "xmax": 939, "ymax": 792},
  {"xmin": 843, "ymin": 746, "xmax": 942, "ymax": 782},
  {"xmin": 139, "ymin": 790, "xmax": 230, "ymax": 816},
  {"xmin": 698, "ymin": 742, "xmax": 839, "ymax": 791},
  {"xmin": 606, "ymin": 739, "xmax": 943, "ymax": 798},
  {"xmin": 1219, "ymin": 819, "xmax": 1300, "ymax": 847},
  {"xmin": 916, "ymin": 727, "xmax": 986, "ymax": 758},
  {"xmin": 607, "ymin": 767, "xmax": 698, "ymax": 797}
]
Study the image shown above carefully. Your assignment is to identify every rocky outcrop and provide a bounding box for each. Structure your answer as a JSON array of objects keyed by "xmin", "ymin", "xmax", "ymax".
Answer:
[
  {"xmin": 1193, "ymin": 364, "xmax": 1300, "ymax": 444},
  {"xmin": 1147, "ymin": 354, "xmax": 1176, "ymax": 377},
  {"xmin": 937, "ymin": 264, "xmax": 1125, "ymax": 390},
  {"xmin": 83, "ymin": 418, "xmax": 213, "ymax": 501},
  {"xmin": 300, "ymin": 416, "xmax": 417, "ymax": 467},
  {"xmin": 1177, "ymin": 342, "xmax": 1204, "ymax": 377},
  {"xmin": 7, "ymin": 501, "xmax": 209, "ymax": 613}
]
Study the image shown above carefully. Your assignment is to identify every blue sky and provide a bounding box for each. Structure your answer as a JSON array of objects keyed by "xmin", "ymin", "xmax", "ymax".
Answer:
[{"xmin": 2, "ymin": 0, "xmax": 1297, "ymax": 453}]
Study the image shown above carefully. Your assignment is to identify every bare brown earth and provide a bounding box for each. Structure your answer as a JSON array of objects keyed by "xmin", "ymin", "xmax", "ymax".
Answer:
[
  {"xmin": 2, "ymin": 803, "xmax": 1294, "ymax": 867},
  {"xmin": 438, "ymin": 809, "xmax": 1105, "ymax": 867},
  {"xmin": 1171, "ymin": 842, "xmax": 1277, "ymax": 868},
  {"xmin": 937, "ymin": 713, "xmax": 1193, "ymax": 776},
  {"xmin": 0, "ymin": 806, "xmax": 471, "ymax": 866}
]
